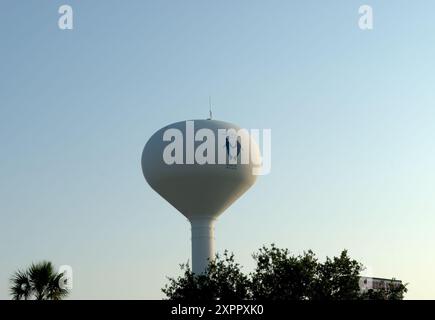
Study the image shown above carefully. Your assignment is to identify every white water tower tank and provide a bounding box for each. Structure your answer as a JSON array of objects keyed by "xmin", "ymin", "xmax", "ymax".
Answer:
[{"xmin": 142, "ymin": 119, "xmax": 260, "ymax": 274}]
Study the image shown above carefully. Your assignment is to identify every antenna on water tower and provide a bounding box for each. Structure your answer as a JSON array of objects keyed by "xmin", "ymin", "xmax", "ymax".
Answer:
[{"xmin": 208, "ymin": 96, "xmax": 213, "ymax": 120}]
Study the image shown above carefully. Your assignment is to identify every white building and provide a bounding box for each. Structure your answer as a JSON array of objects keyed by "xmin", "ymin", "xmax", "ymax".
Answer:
[{"xmin": 359, "ymin": 276, "xmax": 402, "ymax": 292}]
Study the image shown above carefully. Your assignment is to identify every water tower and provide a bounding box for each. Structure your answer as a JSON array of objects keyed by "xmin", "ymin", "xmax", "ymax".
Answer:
[{"xmin": 141, "ymin": 119, "xmax": 260, "ymax": 274}]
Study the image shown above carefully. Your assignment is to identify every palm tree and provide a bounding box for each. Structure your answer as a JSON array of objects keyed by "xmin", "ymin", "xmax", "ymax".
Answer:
[{"xmin": 10, "ymin": 261, "xmax": 69, "ymax": 300}]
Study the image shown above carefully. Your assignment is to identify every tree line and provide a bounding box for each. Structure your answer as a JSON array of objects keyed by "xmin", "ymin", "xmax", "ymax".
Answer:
[{"xmin": 163, "ymin": 245, "xmax": 407, "ymax": 300}]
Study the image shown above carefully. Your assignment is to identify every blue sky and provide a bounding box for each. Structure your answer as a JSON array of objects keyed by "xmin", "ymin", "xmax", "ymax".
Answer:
[{"xmin": 1, "ymin": 0, "xmax": 435, "ymax": 299}]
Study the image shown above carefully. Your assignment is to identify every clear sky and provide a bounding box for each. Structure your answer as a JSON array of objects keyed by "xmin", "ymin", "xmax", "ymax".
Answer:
[{"xmin": 1, "ymin": 0, "xmax": 435, "ymax": 299}]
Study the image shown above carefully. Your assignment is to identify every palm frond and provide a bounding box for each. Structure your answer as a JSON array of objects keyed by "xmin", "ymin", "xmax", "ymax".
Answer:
[
  {"xmin": 28, "ymin": 261, "xmax": 54, "ymax": 300},
  {"xmin": 10, "ymin": 270, "xmax": 31, "ymax": 300},
  {"xmin": 47, "ymin": 272, "xmax": 70, "ymax": 300}
]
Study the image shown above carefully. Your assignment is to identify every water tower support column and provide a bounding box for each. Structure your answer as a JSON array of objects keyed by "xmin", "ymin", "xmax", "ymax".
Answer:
[{"xmin": 190, "ymin": 217, "xmax": 216, "ymax": 275}]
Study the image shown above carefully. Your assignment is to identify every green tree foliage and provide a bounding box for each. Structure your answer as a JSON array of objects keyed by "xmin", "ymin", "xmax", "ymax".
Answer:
[
  {"xmin": 250, "ymin": 245, "xmax": 318, "ymax": 300},
  {"xmin": 10, "ymin": 261, "xmax": 69, "ymax": 300},
  {"xmin": 162, "ymin": 251, "xmax": 250, "ymax": 300},
  {"xmin": 163, "ymin": 245, "xmax": 407, "ymax": 300},
  {"xmin": 311, "ymin": 250, "xmax": 362, "ymax": 300}
]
